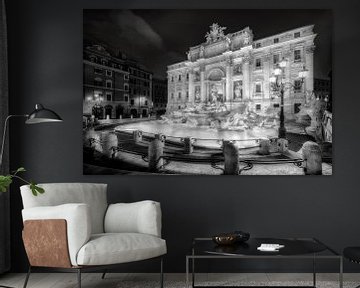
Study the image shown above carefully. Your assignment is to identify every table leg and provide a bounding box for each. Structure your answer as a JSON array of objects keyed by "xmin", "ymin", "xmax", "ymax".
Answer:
[
  {"xmin": 313, "ymin": 254, "xmax": 316, "ymax": 287},
  {"xmin": 186, "ymin": 257, "xmax": 189, "ymax": 288},
  {"xmin": 192, "ymin": 257, "xmax": 195, "ymax": 288},
  {"xmin": 339, "ymin": 257, "xmax": 343, "ymax": 288}
]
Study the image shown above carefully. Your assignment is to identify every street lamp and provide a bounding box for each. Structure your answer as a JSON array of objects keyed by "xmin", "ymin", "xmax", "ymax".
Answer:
[{"xmin": 269, "ymin": 58, "xmax": 308, "ymax": 138}]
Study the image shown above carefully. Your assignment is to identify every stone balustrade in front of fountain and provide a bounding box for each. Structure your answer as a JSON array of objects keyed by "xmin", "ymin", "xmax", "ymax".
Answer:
[{"xmin": 84, "ymin": 126, "xmax": 326, "ymax": 175}]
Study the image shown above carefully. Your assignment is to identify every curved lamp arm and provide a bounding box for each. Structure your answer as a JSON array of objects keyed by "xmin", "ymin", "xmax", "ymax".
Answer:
[
  {"xmin": 0, "ymin": 114, "xmax": 28, "ymax": 169},
  {"xmin": 0, "ymin": 104, "xmax": 63, "ymax": 170}
]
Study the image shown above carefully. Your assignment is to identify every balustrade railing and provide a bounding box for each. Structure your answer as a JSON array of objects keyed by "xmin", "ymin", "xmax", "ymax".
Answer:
[{"xmin": 84, "ymin": 128, "xmax": 323, "ymax": 175}]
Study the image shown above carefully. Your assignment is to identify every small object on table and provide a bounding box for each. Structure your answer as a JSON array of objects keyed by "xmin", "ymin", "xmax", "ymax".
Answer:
[
  {"xmin": 212, "ymin": 233, "xmax": 237, "ymax": 245},
  {"xmin": 257, "ymin": 243, "xmax": 285, "ymax": 252},
  {"xmin": 233, "ymin": 230, "xmax": 250, "ymax": 242},
  {"xmin": 212, "ymin": 230, "xmax": 250, "ymax": 245}
]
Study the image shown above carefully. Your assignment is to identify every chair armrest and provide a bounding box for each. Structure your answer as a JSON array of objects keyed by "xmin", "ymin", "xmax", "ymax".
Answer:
[
  {"xmin": 22, "ymin": 203, "xmax": 91, "ymax": 266},
  {"xmin": 104, "ymin": 200, "xmax": 162, "ymax": 237}
]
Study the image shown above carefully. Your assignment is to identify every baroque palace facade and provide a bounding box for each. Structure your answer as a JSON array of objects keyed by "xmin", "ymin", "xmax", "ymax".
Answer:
[{"xmin": 167, "ymin": 24, "xmax": 316, "ymax": 116}]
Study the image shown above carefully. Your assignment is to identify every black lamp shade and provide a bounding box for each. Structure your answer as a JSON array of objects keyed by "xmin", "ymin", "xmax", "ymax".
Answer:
[{"xmin": 25, "ymin": 104, "xmax": 63, "ymax": 124}]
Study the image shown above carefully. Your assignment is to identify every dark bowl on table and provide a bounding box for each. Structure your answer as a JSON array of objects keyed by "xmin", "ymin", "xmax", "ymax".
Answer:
[
  {"xmin": 212, "ymin": 234, "xmax": 238, "ymax": 245},
  {"xmin": 212, "ymin": 231, "xmax": 250, "ymax": 246}
]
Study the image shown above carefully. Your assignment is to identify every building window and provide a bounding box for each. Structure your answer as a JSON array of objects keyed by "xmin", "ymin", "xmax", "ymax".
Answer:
[
  {"xmin": 178, "ymin": 74, "xmax": 182, "ymax": 81},
  {"xmin": 274, "ymin": 38, "xmax": 279, "ymax": 44},
  {"xmin": 106, "ymin": 93, "xmax": 112, "ymax": 101},
  {"xmin": 94, "ymin": 91, "xmax": 103, "ymax": 101},
  {"xmin": 273, "ymin": 103, "xmax": 280, "ymax": 108},
  {"xmin": 294, "ymin": 80, "xmax": 302, "ymax": 92},
  {"xmin": 94, "ymin": 68, "xmax": 102, "ymax": 75},
  {"xmin": 294, "ymin": 32, "xmax": 301, "ymax": 38},
  {"xmin": 145, "ymin": 100, "xmax": 148, "ymax": 106},
  {"xmin": 94, "ymin": 78, "xmax": 103, "ymax": 87},
  {"xmin": 255, "ymin": 58, "xmax": 262, "ymax": 69},
  {"xmin": 171, "ymin": 93, "xmax": 174, "ymax": 99},
  {"xmin": 124, "ymin": 95, "xmax": 129, "ymax": 102},
  {"xmin": 106, "ymin": 80, "xmax": 112, "ymax": 88},
  {"xmin": 130, "ymin": 99, "xmax": 134, "ymax": 105},
  {"xmin": 124, "ymin": 84, "xmax": 129, "ymax": 91},
  {"xmin": 171, "ymin": 76, "xmax": 174, "ymax": 82},
  {"xmin": 178, "ymin": 92, "xmax": 181, "ymax": 99},
  {"xmin": 124, "ymin": 74, "xmax": 129, "ymax": 80},
  {"xmin": 255, "ymin": 83, "xmax": 262, "ymax": 93},
  {"xmin": 256, "ymin": 104, "xmax": 261, "ymax": 110},
  {"xmin": 294, "ymin": 49, "xmax": 301, "ymax": 62},
  {"xmin": 186, "ymin": 73, "xmax": 189, "ymax": 80},
  {"xmin": 186, "ymin": 91, "xmax": 189, "ymax": 98},
  {"xmin": 255, "ymin": 43, "xmax": 261, "ymax": 48},
  {"xmin": 90, "ymin": 55, "xmax": 97, "ymax": 63},
  {"xmin": 273, "ymin": 54, "xmax": 280, "ymax": 65},
  {"xmin": 101, "ymin": 59, "xmax": 107, "ymax": 65},
  {"xmin": 106, "ymin": 70, "xmax": 112, "ymax": 77},
  {"xmin": 294, "ymin": 103, "xmax": 301, "ymax": 114}
]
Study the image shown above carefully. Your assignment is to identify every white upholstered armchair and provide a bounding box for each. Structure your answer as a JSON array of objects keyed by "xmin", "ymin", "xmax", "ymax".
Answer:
[{"xmin": 20, "ymin": 183, "xmax": 166, "ymax": 288}]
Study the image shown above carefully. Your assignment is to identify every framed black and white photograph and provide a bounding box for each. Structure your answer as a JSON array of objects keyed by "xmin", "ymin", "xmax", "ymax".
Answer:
[{"xmin": 83, "ymin": 9, "xmax": 332, "ymax": 175}]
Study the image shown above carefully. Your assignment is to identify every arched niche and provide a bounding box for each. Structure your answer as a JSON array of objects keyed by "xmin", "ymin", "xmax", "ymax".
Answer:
[{"xmin": 207, "ymin": 67, "xmax": 225, "ymax": 81}]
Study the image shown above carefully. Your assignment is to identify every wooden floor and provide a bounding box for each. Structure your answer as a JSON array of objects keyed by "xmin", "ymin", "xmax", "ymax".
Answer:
[{"xmin": 0, "ymin": 273, "xmax": 359, "ymax": 288}]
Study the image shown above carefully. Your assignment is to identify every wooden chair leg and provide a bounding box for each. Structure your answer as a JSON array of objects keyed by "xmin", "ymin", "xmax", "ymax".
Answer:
[
  {"xmin": 22, "ymin": 266, "xmax": 31, "ymax": 288},
  {"xmin": 77, "ymin": 269, "xmax": 81, "ymax": 288}
]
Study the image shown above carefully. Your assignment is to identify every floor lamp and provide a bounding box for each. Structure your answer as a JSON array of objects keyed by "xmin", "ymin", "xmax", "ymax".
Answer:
[
  {"xmin": 0, "ymin": 104, "xmax": 63, "ymax": 168},
  {"xmin": 0, "ymin": 103, "xmax": 62, "ymax": 288}
]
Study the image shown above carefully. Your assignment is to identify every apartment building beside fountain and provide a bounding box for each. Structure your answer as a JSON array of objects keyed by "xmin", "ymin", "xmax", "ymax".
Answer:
[
  {"xmin": 83, "ymin": 44, "xmax": 154, "ymax": 119},
  {"xmin": 167, "ymin": 24, "xmax": 316, "ymax": 116}
]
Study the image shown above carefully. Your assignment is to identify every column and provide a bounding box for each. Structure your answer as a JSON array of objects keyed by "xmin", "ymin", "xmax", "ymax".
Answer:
[
  {"xmin": 222, "ymin": 81, "xmax": 226, "ymax": 102},
  {"xmin": 188, "ymin": 69, "xmax": 195, "ymax": 103},
  {"xmin": 305, "ymin": 45, "xmax": 315, "ymax": 93},
  {"xmin": 225, "ymin": 58, "xmax": 233, "ymax": 102},
  {"xmin": 200, "ymin": 65, "xmax": 206, "ymax": 102},
  {"xmin": 263, "ymin": 54, "xmax": 271, "ymax": 99},
  {"xmin": 284, "ymin": 50, "xmax": 291, "ymax": 100},
  {"xmin": 243, "ymin": 56, "xmax": 251, "ymax": 99},
  {"xmin": 205, "ymin": 82, "xmax": 209, "ymax": 102},
  {"xmin": 284, "ymin": 50, "xmax": 292, "ymax": 114}
]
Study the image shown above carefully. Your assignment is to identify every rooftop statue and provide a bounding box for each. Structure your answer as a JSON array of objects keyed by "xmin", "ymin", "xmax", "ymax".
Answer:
[
  {"xmin": 205, "ymin": 23, "xmax": 227, "ymax": 44},
  {"xmin": 243, "ymin": 31, "xmax": 251, "ymax": 45}
]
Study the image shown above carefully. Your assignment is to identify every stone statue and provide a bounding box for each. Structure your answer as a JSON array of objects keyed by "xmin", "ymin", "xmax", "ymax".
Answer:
[
  {"xmin": 186, "ymin": 51, "xmax": 191, "ymax": 61},
  {"xmin": 205, "ymin": 23, "xmax": 227, "ymax": 44},
  {"xmin": 225, "ymin": 36, "xmax": 232, "ymax": 50},
  {"xmin": 210, "ymin": 84, "xmax": 218, "ymax": 103},
  {"xmin": 195, "ymin": 87, "xmax": 201, "ymax": 102},
  {"xmin": 234, "ymin": 82, "xmax": 242, "ymax": 99},
  {"xmin": 243, "ymin": 31, "xmax": 250, "ymax": 46},
  {"xmin": 199, "ymin": 46, "xmax": 205, "ymax": 58}
]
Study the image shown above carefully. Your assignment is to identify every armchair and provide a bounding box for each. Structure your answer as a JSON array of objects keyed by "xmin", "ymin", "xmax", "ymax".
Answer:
[{"xmin": 20, "ymin": 183, "xmax": 166, "ymax": 288}]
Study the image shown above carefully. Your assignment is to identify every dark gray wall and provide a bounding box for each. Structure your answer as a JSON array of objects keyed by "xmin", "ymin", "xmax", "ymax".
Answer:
[{"xmin": 5, "ymin": 0, "xmax": 360, "ymax": 273}]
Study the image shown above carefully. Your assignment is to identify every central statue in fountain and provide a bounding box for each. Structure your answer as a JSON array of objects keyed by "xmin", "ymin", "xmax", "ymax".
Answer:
[{"xmin": 162, "ymin": 97, "xmax": 279, "ymax": 132}]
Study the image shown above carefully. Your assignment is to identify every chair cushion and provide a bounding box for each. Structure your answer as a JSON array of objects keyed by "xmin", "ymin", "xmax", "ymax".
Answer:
[
  {"xmin": 76, "ymin": 233, "xmax": 167, "ymax": 266},
  {"xmin": 105, "ymin": 201, "xmax": 162, "ymax": 237},
  {"xmin": 344, "ymin": 247, "xmax": 360, "ymax": 263},
  {"xmin": 20, "ymin": 183, "xmax": 108, "ymax": 234}
]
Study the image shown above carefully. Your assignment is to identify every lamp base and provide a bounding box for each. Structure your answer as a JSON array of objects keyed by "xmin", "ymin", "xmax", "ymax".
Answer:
[{"xmin": 278, "ymin": 126, "xmax": 287, "ymax": 139}]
